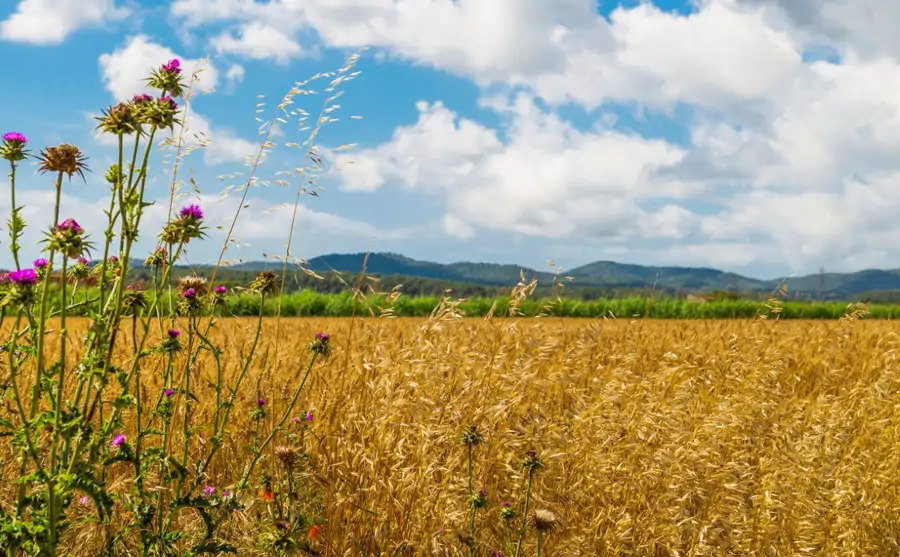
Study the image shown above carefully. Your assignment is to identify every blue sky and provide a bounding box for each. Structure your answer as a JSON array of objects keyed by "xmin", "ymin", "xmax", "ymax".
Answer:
[{"xmin": 1, "ymin": 0, "xmax": 899, "ymax": 280}]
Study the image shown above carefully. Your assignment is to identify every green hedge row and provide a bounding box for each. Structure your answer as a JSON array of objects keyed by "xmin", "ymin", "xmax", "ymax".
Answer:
[{"xmin": 48, "ymin": 289, "xmax": 895, "ymax": 319}]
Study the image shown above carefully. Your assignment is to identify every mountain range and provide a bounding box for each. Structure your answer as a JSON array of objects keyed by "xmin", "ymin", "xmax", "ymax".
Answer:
[{"xmin": 221, "ymin": 252, "xmax": 900, "ymax": 300}]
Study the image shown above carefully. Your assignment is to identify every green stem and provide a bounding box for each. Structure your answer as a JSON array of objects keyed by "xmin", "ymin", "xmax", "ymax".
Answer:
[
  {"xmin": 467, "ymin": 444, "xmax": 475, "ymax": 555},
  {"xmin": 514, "ymin": 471, "xmax": 534, "ymax": 557},
  {"xmin": 47, "ymin": 256, "xmax": 69, "ymax": 547},
  {"xmin": 8, "ymin": 160, "xmax": 21, "ymax": 271},
  {"xmin": 29, "ymin": 170, "xmax": 63, "ymax": 421}
]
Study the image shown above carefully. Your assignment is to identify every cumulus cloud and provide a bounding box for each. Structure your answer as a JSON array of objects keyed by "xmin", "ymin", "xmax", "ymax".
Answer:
[
  {"xmin": 97, "ymin": 35, "xmax": 256, "ymax": 166},
  {"xmin": 337, "ymin": 96, "xmax": 688, "ymax": 240},
  {"xmin": 1, "ymin": 0, "xmax": 128, "ymax": 44},
  {"xmin": 211, "ymin": 22, "xmax": 304, "ymax": 64}
]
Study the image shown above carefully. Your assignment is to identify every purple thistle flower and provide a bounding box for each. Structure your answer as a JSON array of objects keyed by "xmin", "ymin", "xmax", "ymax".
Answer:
[
  {"xmin": 182, "ymin": 288, "xmax": 196, "ymax": 299},
  {"xmin": 291, "ymin": 417, "xmax": 300, "ymax": 423},
  {"xmin": 167, "ymin": 329, "xmax": 180, "ymax": 339},
  {"xmin": 222, "ymin": 490, "xmax": 232, "ymax": 498},
  {"xmin": 161, "ymin": 58, "xmax": 181, "ymax": 75},
  {"xmin": 108, "ymin": 255, "xmax": 119, "ymax": 263},
  {"xmin": 8, "ymin": 269, "xmax": 37, "ymax": 285},
  {"xmin": 77, "ymin": 257, "xmax": 89, "ymax": 265},
  {"xmin": 315, "ymin": 332, "xmax": 330, "ymax": 343},
  {"xmin": 160, "ymin": 96, "xmax": 178, "ymax": 111},
  {"xmin": 179, "ymin": 204, "xmax": 203, "ymax": 222},
  {"xmin": 33, "ymin": 258, "xmax": 49, "ymax": 269},
  {"xmin": 164, "ymin": 388, "xmax": 175, "ymax": 397},
  {"xmin": 0, "ymin": 273, "xmax": 9, "ymax": 283},
  {"xmin": 305, "ymin": 411, "xmax": 313, "ymax": 422},
  {"xmin": 502, "ymin": 501, "xmax": 512, "ymax": 508},
  {"xmin": 478, "ymin": 489, "xmax": 487, "ymax": 498},
  {"xmin": 112, "ymin": 434, "xmax": 126, "ymax": 447},
  {"xmin": 214, "ymin": 285, "xmax": 227, "ymax": 294},
  {"xmin": 257, "ymin": 397, "xmax": 265, "ymax": 407},
  {"xmin": 202, "ymin": 485, "xmax": 215, "ymax": 497},
  {"xmin": 78, "ymin": 495, "xmax": 90, "ymax": 506},
  {"xmin": 2, "ymin": 132, "xmax": 27, "ymax": 144},
  {"xmin": 132, "ymin": 93, "xmax": 153, "ymax": 104},
  {"xmin": 58, "ymin": 218, "xmax": 83, "ymax": 233}
]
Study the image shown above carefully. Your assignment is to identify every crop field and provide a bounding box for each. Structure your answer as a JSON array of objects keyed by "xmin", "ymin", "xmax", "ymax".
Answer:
[{"xmin": 5, "ymin": 311, "xmax": 900, "ymax": 555}]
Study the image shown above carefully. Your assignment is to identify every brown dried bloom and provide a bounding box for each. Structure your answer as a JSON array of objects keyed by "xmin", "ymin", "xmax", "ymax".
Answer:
[
  {"xmin": 176, "ymin": 275, "xmax": 208, "ymax": 297},
  {"xmin": 37, "ymin": 143, "xmax": 89, "ymax": 182},
  {"xmin": 250, "ymin": 270, "xmax": 278, "ymax": 295},
  {"xmin": 275, "ymin": 445, "xmax": 301, "ymax": 470},
  {"xmin": 533, "ymin": 509, "xmax": 557, "ymax": 532},
  {"xmin": 453, "ymin": 530, "xmax": 474, "ymax": 547}
]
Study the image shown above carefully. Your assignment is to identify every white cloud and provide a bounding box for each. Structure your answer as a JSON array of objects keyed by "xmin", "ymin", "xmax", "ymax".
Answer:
[
  {"xmin": 97, "ymin": 36, "xmax": 255, "ymax": 165},
  {"xmin": 1, "ymin": 0, "xmax": 128, "ymax": 44},
  {"xmin": 225, "ymin": 64, "xmax": 245, "ymax": 87},
  {"xmin": 98, "ymin": 35, "xmax": 218, "ymax": 100},
  {"xmin": 211, "ymin": 22, "xmax": 304, "ymax": 64},
  {"xmin": 337, "ymin": 96, "xmax": 688, "ymax": 240}
]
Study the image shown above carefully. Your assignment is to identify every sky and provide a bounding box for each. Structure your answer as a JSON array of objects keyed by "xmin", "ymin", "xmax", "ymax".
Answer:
[{"xmin": 0, "ymin": 0, "xmax": 898, "ymax": 280}]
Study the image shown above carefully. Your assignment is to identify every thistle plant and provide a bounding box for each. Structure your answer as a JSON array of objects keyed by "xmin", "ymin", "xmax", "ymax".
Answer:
[
  {"xmin": 460, "ymin": 424, "xmax": 484, "ymax": 554},
  {"xmin": 0, "ymin": 53, "xmax": 349, "ymax": 556}
]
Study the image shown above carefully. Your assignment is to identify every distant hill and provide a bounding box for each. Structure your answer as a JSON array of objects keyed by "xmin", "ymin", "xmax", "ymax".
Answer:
[
  {"xmin": 71, "ymin": 253, "xmax": 900, "ymax": 301},
  {"xmin": 292, "ymin": 253, "xmax": 900, "ymax": 300}
]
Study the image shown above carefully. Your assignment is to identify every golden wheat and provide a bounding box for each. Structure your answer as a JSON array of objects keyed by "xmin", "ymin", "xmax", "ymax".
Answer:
[{"xmin": 4, "ymin": 314, "xmax": 899, "ymax": 555}]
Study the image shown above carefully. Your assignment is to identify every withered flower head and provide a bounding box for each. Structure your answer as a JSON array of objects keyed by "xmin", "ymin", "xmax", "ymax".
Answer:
[
  {"xmin": 275, "ymin": 445, "xmax": 302, "ymax": 470},
  {"xmin": 123, "ymin": 283, "xmax": 147, "ymax": 310},
  {"xmin": 37, "ymin": 143, "xmax": 89, "ymax": 182},
  {"xmin": 250, "ymin": 270, "xmax": 278, "ymax": 295},
  {"xmin": 176, "ymin": 275, "xmax": 208, "ymax": 297},
  {"xmin": 532, "ymin": 509, "xmax": 557, "ymax": 532}
]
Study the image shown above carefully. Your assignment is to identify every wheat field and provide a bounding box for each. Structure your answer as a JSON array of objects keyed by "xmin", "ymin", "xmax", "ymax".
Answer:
[{"xmin": 5, "ymin": 311, "xmax": 900, "ymax": 556}]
